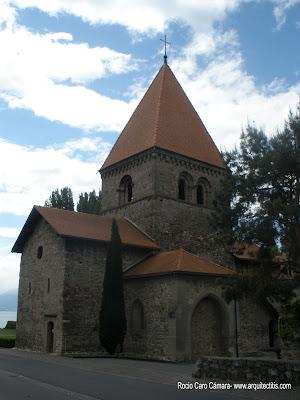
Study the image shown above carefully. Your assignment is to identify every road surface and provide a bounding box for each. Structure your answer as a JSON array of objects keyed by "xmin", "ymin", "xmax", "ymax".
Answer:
[{"xmin": 0, "ymin": 348, "xmax": 297, "ymax": 400}]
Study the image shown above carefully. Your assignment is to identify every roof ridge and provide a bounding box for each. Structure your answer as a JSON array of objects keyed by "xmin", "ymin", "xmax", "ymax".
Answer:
[
  {"xmin": 101, "ymin": 65, "xmax": 165, "ymax": 170},
  {"xmin": 152, "ymin": 64, "xmax": 166, "ymax": 146}
]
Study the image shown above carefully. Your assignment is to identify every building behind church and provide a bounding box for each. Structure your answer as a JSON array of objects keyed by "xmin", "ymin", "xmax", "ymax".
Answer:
[{"xmin": 12, "ymin": 61, "xmax": 279, "ymax": 361}]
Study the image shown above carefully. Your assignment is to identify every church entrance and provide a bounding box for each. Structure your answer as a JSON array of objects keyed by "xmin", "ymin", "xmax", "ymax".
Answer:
[
  {"xmin": 191, "ymin": 295, "xmax": 228, "ymax": 361},
  {"xmin": 46, "ymin": 322, "xmax": 54, "ymax": 353}
]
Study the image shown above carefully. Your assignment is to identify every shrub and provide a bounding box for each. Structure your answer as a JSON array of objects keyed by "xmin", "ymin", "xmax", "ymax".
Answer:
[
  {"xmin": 0, "ymin": 338, "xmax": 15, "ymax": 348},
  {"xmin": 5, "ymin": 321, "xmax": 16, "ymax": 329}
]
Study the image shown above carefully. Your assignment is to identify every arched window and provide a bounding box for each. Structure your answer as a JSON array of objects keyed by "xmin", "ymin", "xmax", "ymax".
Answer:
[
  {"xmin": 178, "ymin": 178, "xmax": 186, "ymax": 200},
  {"xmin": 131, "ymin": 299, "xmax": 145, "ymax": 334},
  {"xmin": 37, "ymin": 246, "xmax": 43, "ymax": 259},
  {"xmin": 119, "ymin": 175, "xmax": 133, "ymax": 205},
  {"xmin": 178, "ymin": 172, "xmax": 193, "ymax": 201},
  {"xmin": 197, "ymin": 184, "xmax": 204, "ymax": 205},
  {"xmin": 196, "ymin": 178, "xmax": 211, "ymax": 206}
]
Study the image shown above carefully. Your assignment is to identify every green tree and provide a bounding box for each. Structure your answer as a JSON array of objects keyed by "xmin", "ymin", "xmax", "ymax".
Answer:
[
  {"xmin": 99, "ymin": 219, "xmax": 126, "ymax": 354},
  {"xmin": 214, "ymin": 106, "xmax": 300, "ymax": 334},
  {"xmin": 44, "ymin": 187, "xmax": 74, "ymax": 211},
  {"xmin": 215, "ymin": 105, "xmax": 300, "ymax": 274},
  {"xmin": 76, "ymin": 190, "xmax": 101, "ymax": 214}
]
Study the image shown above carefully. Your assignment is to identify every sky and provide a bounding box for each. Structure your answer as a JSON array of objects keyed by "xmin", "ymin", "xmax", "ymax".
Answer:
[{"xmin": 0, "ymin": 0, "xmax": 300, "ymax": 294}]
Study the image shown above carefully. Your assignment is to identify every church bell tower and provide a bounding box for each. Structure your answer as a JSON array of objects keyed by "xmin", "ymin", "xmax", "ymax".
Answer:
[{"xmin": 99, "ymin": 62, "xmax": 227, "ymax": 262}]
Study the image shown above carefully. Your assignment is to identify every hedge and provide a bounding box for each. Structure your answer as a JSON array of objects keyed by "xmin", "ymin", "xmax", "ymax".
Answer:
[
  {"xmin": 0, "ymin": 338, "xmax": 15, "ymax": 348},
  {"xmin": 5, "ymin": 321, "xmax": 16, "ymax": 330}
]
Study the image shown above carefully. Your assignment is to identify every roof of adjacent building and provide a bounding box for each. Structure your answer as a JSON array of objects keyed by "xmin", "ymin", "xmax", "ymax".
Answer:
[
  {"xmin": 233, "ymin": 242, "xmax": 260, "ymax": 261},
  {"xmin": 12, "ymin": 206, "xmax": 159, "ymax": 253},
  {"xmin": 125, "ymin": 248, "xmax": 234, "ymax": 278},
  {"xmin": 233, "ymin": 241, "xmax": 287, "ymax": 264},
  {"xmin": 101, "ymin": 63, "xmax": 225, "ymax": 170}
]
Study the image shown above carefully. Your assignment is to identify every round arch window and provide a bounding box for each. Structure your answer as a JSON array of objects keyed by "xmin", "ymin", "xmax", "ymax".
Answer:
[{"xmin": 37, "ymin": 246, "xmax": 43, "ymax": 259}]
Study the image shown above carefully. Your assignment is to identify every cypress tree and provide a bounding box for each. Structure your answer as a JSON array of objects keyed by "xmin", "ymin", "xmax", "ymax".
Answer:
[{"xmin": 99, "ymin": 219, "xmax": 127, "ymax": 354}]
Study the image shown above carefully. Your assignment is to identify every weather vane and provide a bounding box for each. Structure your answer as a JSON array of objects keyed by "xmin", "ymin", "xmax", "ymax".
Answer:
[{"xmin": 160, "ymin": 34, "xmax": 170, "ymax": 64}]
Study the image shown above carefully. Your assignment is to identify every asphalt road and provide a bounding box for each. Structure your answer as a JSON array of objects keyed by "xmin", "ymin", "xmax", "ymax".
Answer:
[{"xmin": 0, "ymin": 348, "xmax": 298, "ymax": 400}]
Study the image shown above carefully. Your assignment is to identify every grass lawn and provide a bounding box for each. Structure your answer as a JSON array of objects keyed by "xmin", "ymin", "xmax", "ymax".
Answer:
[{"xmin": 0, "ymin": 328, "xmax": 16, "ymax": 339}]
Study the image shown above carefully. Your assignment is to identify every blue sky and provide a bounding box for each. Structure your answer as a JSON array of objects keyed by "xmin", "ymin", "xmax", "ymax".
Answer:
[{"xmin": 0, "ymin": 0, "xmax": 300, "ymax": 293}]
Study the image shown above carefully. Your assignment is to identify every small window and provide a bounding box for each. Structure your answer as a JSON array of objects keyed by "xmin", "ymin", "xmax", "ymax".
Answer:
[
  {"xmin": 37, "ymin": 246, "xmax": 43, "ymax": 259},
  {"xmin": 119, "ymin": 175, "xmax": 133, "ymax": 205},
  {"xmin": 127, "ymin": 182, "xmax": 133, "ymax": 202},
  {"xmin": 47, "ymin": 278, "xmax": 50, "ymax": 293},
  {"xmin": 197, "ymin": 184, "xmax": 204, "ymax": 205},
  {"xmin": 178, "ymin": 179, "xmax": 186, "ymax": 200},
  {"xmin": 131, "ymin": 300, "xmax": 145, "ymax": 334},
  {"xmin": 28, "ymin": 282, "xmax": 32, "ymax": 294}
]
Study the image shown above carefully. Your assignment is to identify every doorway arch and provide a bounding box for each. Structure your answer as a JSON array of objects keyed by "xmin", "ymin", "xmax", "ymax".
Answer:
[
  {"xmin": 190, "ymin": 294, "xmax": 228, "ymax": 360},
  {"xmin": 46, "ymin": 321, "xmax": 54, "ymax": 353}
]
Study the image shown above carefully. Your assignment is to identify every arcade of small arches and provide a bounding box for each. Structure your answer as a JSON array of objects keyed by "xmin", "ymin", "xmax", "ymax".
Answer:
[
  {"xmin": 178, "ymin": 172, "xmax": 210, "ymax": 206},
  {"xmin": 117, "ymin": 172, "xmax": 211, "ymax": 206}
]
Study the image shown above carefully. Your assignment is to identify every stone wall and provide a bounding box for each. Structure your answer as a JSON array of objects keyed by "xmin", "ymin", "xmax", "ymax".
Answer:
[
  {"xmin": 124, "ymin": 275, "xmax": 177, "ymax": 361},
  {"xmin": 173, "ymin": 275, "xmax": 235, "ymax": 361},
  {"xmin": 101, "ymin": 151, "xmax": 155, "ymax": 212},
  {"xmin": 63, "ymin": 238, "xmax": 149, "ymax": 353},
  {"xmin": 238, "ymin": 298, "xmax": 277, "ymax": 356},
  {"xmin": 17, "ymin": 218, "xmax": 150, "ymax": 354},
  {"xmin": 100, "ymin": 149, "xmax": 233, "ymax": 266},
  {"xmin": 16, "ymin": 219, "xmax": 65, "ymax": 353},
  {"xmin": 193, "ymin": 357, "xmax": 300, "ymax": 384}
]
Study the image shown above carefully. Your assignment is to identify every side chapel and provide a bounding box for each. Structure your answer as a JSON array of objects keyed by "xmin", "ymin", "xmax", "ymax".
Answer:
[{"xmin": 12, "ymin": 58, "xmax": 278, "ymax": 361}]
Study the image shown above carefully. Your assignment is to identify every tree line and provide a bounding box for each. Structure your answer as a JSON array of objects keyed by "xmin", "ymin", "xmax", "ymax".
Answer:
[{"xmin": 44, "ymin": 188, "xmax": 101, "ymax": 214}]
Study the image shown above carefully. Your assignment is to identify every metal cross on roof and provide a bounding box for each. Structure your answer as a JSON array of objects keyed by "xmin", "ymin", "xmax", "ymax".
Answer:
[{"xmin": 160, "ymin": 34, "xmax": 170, "ymax": 64}]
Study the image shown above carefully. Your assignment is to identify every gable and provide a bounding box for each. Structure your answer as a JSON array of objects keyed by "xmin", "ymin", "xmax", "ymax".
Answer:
[{"xmin": 12, "ymin": 206, "xmax": 159, "ymax": 253}]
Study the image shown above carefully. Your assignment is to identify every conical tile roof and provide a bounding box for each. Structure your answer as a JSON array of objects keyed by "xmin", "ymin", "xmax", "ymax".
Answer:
[{"xmin": 101, "ymin": 63, "xmax": 225, "ymax": 169}]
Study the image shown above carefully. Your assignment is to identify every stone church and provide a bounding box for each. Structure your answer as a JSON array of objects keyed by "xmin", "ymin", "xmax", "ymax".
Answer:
[{"xmin": 12, "ymin": 60, "xmax": 278, "ymax": 361}]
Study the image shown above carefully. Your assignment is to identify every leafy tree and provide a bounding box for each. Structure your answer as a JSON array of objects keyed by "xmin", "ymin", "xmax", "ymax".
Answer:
[
  {"xmin": 44, "ymin": 187, "xmax": 74, "ymax": 211},
  {"xmin": 77, "ymin": 190, "xmax": 101, "ymax": 214},
  {"xmin": 215, "ymin": 105, "xmax": 300, "ymax": 274},
  {"xmin": 214, "ymin": 105, "xmax": 300, "ymax": 342},
  {"xmin": 99, "ymin": 219, "xmax": 126, "ymax": 354}
]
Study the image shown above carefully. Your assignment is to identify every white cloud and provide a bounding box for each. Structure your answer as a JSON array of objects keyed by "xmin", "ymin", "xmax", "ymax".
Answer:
[
  {"xmin": 272, "ymin": 0, "xmax": 300, "ymax": 29},
  {"xmin": 0, "ymin": 0, "xmax": 298, "ymax": 138},
  {"xmin": 0, "ymin": 136, "xmax": 111, "ymax": 216},
  {"xmin": 0, "ymin": 244, "xmax": 20, "ymax": 294},
  {"xmin": 0, "ymin": 6, "xmax": 138, "ymax": 131},
  {"xmin": 0, "ymin": 228, "xmax": 21, "ymax": 238},
  {"xmin": 0, "ymin": 135, "xmax": 111, "ymax": 293},
  {"xmin": 9, "ymin": 0, "xmax": 241, "ymax": 34},
  {"xmin": 171, "ymin": 35, "xmax": 300, "ymax": 150}
]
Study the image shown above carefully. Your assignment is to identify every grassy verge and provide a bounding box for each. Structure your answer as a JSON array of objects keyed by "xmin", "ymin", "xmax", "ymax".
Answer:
[
  {"xmin": 0, "ymin": 329, "xmax": 16, "ymax": 339},
  {"xmin": 0, "ymin": 329, "xmax": 16, "ymax": 348}
]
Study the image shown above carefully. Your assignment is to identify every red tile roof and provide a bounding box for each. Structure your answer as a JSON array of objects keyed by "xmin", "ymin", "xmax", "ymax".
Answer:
[
  {"xmin": 125, "ymin": 248, "xmax": 234, "ymax": 278},
  {"xmin": 233, "ymin": 241, "xmax": 287, "ymax": 264},
  {"xmin": 12, "ymin": 206, "xmax": 159, "ymax": 253},
  {"xmin": 101, "ymin": 64, "xmax": 225, "ymax": 170},
  {"xmin": 233, "ymin": 242, "xmax": 260, "ymax": 261}
]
